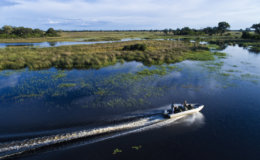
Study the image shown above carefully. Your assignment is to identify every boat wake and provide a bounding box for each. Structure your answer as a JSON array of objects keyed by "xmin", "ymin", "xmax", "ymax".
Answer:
[{"xmin": 0, "ymin": 112, "xmax": 204, "ymax": 159}]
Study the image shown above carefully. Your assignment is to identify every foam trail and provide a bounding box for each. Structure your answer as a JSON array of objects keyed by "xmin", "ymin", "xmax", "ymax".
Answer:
[
  {"xmin": 0, "ymin": 115, "xmax": 164, "ymax": 159},
  {"xmin": 72, "ymin": 115, "xmax": 186, "ymax": 149},
  {"xmin": 0, "ymin": 113, "xmax": 204, "ymax": 159}
]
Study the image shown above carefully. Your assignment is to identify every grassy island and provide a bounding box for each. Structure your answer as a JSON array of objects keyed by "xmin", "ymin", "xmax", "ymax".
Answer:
[{"xmin": 0, "ymin": 40, "xmax": 223, "ymax": 70}]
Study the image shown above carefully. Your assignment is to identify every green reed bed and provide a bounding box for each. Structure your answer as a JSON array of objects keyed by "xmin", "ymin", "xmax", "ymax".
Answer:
[{"xmin": 0, "ymin": 40, "xmax": 219, "ymax": 70}]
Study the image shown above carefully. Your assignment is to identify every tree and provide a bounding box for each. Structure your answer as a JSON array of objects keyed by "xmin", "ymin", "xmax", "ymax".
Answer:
[
  {"xmin": 163, "ymin": 29, "xmax": 169, "ymax": 35},
  {"xmin": 2, "ymin": 25, "xmax": 13, "ymax": 34},
  {"xmin": 46, "ymin": 28, "xmax": 58, "ymax": 36},
  {"xmin": 203, "ymin": 27, "xmax": 214, "ymax": 35},
  {"xmin": 174, "ymin": 28, "xmax": 181, "ymax": 35},
  {"xmin": 217, "ymin": 22, "xmax": 230, "ymax": 35},
  {"xmin": 12, "ymin": 27, "xmax": 33, "ymax": 37},
  {"xmin": 33, "ymin": 29, "xmax": 44, "ymax": 37},
  {"xmin": 251, "ymin": 23, "xmax": 260, "ymax": 34},
  {"xmin": 180, "ymin": 27, "xmax": 193, "ymax": 35},
  {"xmin": 241, "ymin": 31, "xmax": 251, "ymax": 39}
]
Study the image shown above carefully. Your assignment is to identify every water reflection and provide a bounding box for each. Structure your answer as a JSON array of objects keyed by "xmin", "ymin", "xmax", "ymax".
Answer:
[
  {"xmin": 48, "ymin": 42, "xmax": 57, "ymax": 47},
  {"xmin": 0, "ymin": 74, "xmax": 20, "ymax": 89},
  {"xmin": 0, "ymin": 38, "xmax": 141, "ymax": 48}
]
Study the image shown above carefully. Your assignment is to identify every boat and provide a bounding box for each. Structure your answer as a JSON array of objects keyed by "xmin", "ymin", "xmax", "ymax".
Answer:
[{"xmin": 163, "ymin": 103, "xmax": 204, "ymax": 118}]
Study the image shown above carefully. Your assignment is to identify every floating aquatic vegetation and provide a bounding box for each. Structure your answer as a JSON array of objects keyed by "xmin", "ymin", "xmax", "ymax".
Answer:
[
  {"xmin": 52, "ymin": 70, "xmax": 67, "ymax": 79},
  {"xmin": 220, "ymin": 73, "xmax": 231, "ymax": 77},
  {"xmin": 132, "ymin": 145, "xmax": 142, "ymax": 150},
  {"xmin": 0, "ymin": 69, "xmax": 26, "ymax": 76},
  {"xmin": 58, "ymin": 83, "xmax": 77, "ymax": 88},
  {"xmin": 112, "ymin": 148, "xmax": 122, "ymax": 155},
  {"xmin": 213, "ymin": 52, "xmax": 227, "ymax": 58},
  {"xmin": 225, "ymin": 69, "xmax": 241, "ymax": 73},
  {"xmin": 240, "ymin": 73, "xmax": 260, "ymax": 79},
  {"xmin": 207, "ymin": 44, "xmax": 222, "ymax": 50},
  {"xmin": 137, "ymin": 68, "xmax": 167, "ymax": 76}
]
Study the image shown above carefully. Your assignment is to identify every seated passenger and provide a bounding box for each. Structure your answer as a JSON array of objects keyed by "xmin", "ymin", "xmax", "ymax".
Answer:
[
  {"xmin": 174, "ymin": 106, "xmax": 180, "ymax": 113},
  {"xmin": 187, "ymin": 104, "xmax": 193, "ymax": 110},
  {"xmin": 183, "ymin": 100, "xmax": 187, "ymax": 107}
]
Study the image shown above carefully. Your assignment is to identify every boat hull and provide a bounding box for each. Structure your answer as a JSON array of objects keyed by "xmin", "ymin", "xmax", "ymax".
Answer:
[{"xmin": 164, "ymin": 105, "xmax": 204, "ymax": 119}]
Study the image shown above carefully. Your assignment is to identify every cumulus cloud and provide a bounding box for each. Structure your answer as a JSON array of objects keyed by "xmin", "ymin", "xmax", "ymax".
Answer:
[{"xmin": 0, "ymin": 0, "xmax": 259, "ymax": 30}]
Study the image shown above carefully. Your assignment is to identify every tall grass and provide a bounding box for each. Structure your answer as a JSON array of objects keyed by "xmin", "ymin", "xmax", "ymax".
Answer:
[{"xmin": 0, "ymin": 40, "xmax": 216, "ymax": 70}]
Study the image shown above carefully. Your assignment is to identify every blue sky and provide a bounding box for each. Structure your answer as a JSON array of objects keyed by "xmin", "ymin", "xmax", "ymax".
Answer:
[{"xmin": 0, "ymin": 0, "xmax": 259, "ymax": 30}]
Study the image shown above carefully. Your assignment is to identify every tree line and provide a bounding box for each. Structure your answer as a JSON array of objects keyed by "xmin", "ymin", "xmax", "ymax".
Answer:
[
  {"xmin": 162, "ymin": 22, "xmax": 231, "ymax": 36},
  {"xmin": 241, "ymin": 23, "xmax": 260, "ymax": 40},
  {"xmin": 0, "ymin": 25, "xmax": 59, "ymax": 38}
]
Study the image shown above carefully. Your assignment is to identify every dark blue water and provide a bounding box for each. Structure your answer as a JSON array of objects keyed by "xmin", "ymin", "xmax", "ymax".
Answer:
[
  {"xmin": 0, "ymin": 45, "xmax": 260, "ymax": 159},
  {"xmin": 0, "ymin": 38, "xmax": 141, "ymax": 48}
]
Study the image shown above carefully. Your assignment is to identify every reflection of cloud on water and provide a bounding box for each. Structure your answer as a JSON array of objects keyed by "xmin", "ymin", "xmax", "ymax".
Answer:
[
  {"xmin": 0, "ymin": 74, "xmax": 20, "ymax": 90},
  {"xmin": 165, "ymin": 71, "xmax": 182, "ymax": 79},
  {"xmin": 101, "ymin": 61, "xmax": 144, "ymax": 72}
]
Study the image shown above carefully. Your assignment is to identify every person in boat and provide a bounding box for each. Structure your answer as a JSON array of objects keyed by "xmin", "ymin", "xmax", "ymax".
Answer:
[
  {"xmin": 171, "ymin": 103, "xmax": 174, "ymax": 113},
  {"xmin": 183, "ymin": 100, "xmax": 187, "ymax": 107},
  {"xmin": 174, "ymin": 105, "xmax": 181, "ymax": 113},
  {"xmin": 183, "ymin": 100, "xmax": 188, "ymax": 111},
  {"xmin": 187, "ymin": 104, "xmax": 193, "ymax": 110}
]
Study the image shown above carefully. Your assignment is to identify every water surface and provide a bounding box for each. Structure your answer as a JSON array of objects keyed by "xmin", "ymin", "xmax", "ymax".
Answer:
[
  {"xmin": 0, "ymin": 38, "xmax": 141, "ymax": 48},
  {"xmin": 0, "ymin": 45, "xmax": 260, "ymax": 159}
]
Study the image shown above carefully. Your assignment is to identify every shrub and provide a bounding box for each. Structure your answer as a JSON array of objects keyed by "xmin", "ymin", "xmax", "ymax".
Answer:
[
  {"xmin": 122, "ymin": 44, "xmax": 147, "ymax": 51},
  {"xmin": 241, "ymin": 31, "xmax": 260, "ymax": 40}
]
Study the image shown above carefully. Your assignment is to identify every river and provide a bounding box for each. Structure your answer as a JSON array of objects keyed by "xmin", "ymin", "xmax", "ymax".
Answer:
[{"xmin": 0, "ymin": 44, "xmax": 260, "ymax": 160}]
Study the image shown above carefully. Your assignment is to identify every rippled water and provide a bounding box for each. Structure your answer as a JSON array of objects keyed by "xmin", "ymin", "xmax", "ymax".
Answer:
[{"xmin": 0, "ymin": 45, "xmax": 260, "ymax": 159}]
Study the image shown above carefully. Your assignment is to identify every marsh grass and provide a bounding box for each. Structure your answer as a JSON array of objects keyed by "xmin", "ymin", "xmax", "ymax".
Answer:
[
  {"xmin": 0, "ymin": 40, "xmax": 216, "ymax": 70},
  {"xmin": 207, "ymin": 44, "xmax": 222, "ymax": 50}
]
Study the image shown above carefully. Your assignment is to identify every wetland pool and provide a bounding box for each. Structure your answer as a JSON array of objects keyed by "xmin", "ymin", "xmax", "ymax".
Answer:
[{"xmin": 0, "ymin": 38, "xmax": 141, "ymax": 48}]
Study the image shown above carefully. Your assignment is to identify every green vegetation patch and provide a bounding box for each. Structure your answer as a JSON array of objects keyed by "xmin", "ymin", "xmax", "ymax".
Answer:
[
  {"xmin": 184, "ymin": 50, "xmax": 215, "ymax": 61},
  {"xmin": 58, "ymin": 83, "xmax": 76, "ymax": 88},
  {"xmin": 0, "ymin": 25, "xmax": 59, "ymax": 38},
  {"xmin": 241, "ymin": 73, "xmax": 260, "ymax": 79},
  {"xmin": 0, "ymin": 40, "xmax": 215, "ymax": 70},
  {"xmin": 113, "ymin": 148, "xmax": 122, "ymax": 155},
  {"xmin": 137, "ymin": 65, "xmax": 178, "ymax": 76},
  {"xmin": 220, "ymin": 73, "xmax": 231, "ymax": 77},
  {"xmin": 137, "ymin": 68, "xmax": 167, "ymax": 76},
  {"xmin": 213, "ymin": 52, "xmax": 227, "ymax": 58},
  {"xmin": 123, "ymin": 44, "xmax": 147, "ymax": 51},
  {"xmin": 132, "ymin": 145, "xmax": 142, "ymax": 150},
  {"xmin": 249, "ymin": 46, "xmax": 260, "ymax": 53},
  {"xmin": 52, "ymin": 70, "xmax": 67, "ymax": 79},
  {"xmin": 207, "ymin": 44, "xmax": 222, "ymax": 50},
  {"xmin": 225, "ymin": 69, "xmax": 241, "ymax": 73}
]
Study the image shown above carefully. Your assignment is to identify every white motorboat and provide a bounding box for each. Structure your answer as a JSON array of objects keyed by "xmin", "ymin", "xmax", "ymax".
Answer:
[{"xmin": 163, "ymin": 103, "xmax": 204, "ymax": 118}]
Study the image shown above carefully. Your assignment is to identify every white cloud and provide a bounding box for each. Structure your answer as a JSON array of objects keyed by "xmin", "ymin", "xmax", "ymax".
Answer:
[{"xmin": 0, "ymin": 0, "xmax": 259, "ymax": 30}]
